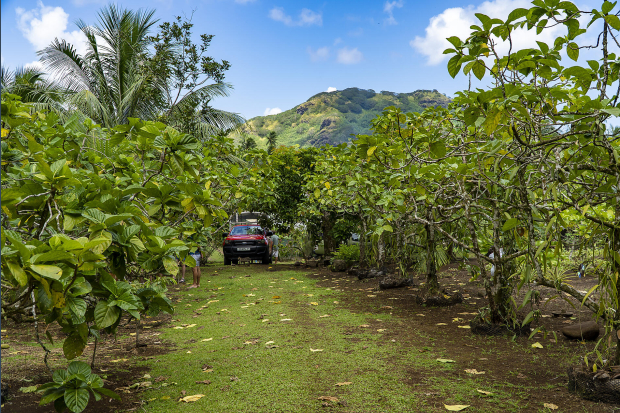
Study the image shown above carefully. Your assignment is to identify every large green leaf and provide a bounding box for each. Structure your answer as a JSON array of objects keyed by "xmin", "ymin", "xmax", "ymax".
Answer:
[
  {"xmin": 502, "ymin": 218, "xmax": 519, "ymax": 231},
  {"xmin": 63, "ymin": 333, "xmax": 87, "ymax": 360},
  {"xmin": 64, "ymin": 387, "xmax": 89, "ymax": 413},
  {"xmin": 66, "ymin": 296, "xmax": 87, "ymax": 319},
  {"xmin": 162, "ymin": 256, "xmax": 179, "ymax": 275},
  {"xmin": 67, "ymin": 361, "xmax": 91, "ymax": 379},
  {"xmin": 429, "ymin": 141, "xmax": 447, "ymax": 158},
  {"xmin": 30, "ymin": 264, "xmax": 62, "ymax": 280},
  {"xmin": 7, "ymin": 260, "xmax": 28, "ymax": 286},
  {"xmin": 94, "ymin": 301, "xmax": 121, "ymax": 329}
]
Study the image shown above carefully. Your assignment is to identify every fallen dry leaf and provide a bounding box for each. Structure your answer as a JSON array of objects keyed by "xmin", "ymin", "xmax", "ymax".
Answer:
[
  {"xmin": 359, "ymin": 324, "xmax": 370, "ymax": 328},
  {"xmin": 111, "ymin": 359, "xmax": 128, "ymax": 363},
  {"xmin": 464, "ymin": 369, "xmax": 485, "ymax": 375},
  {"xmin": 318, "ymin": 396, "xmax": 339, "ymax": 402},
  {"xmin": 319, "ymin": 314, "xmax": 330, "ymax": 318},
  {"xmin": 436, "ymin": 358, "xmax": 455, "ymax": 363},
  {"xmin": 272, "ymin": 295, "xmax": 281, "ymax": 299},
  {"xmin": 180, "ymin": 394, "xmax": 204, "ymax": 403},
  {"xmin": 377, "ymin": 329, "xmax": 386, "ymax": 332},
  {"xmin": 544, "ymin": 403, "xmax": 558, "ymax": 410},
  {"xmin": 444, "ymin": 405, "xmax": 469, "ymax": 411},
  {"xmin": 458, "ymin": 326, "xmax": 471, "ymax": 329},
  {"xmin": 310, "ymin": 302, "xmax": 319, "ymax": 306},
  {"xmin": 532, "ymin": 342, "xmax": 544, "ymax": 349},
  {"xmin": 436, "ymin": 323, "xmax": 448, "ymax": 326},
  {"xmin": 335, "ymin": 382, "xmax": 352, "ymax": 386},
  {"xmin": 476, "ymin": 389, "xmax": 492, "ymax": 395},
  {"xmin": 310, "ymin": 348, "xmax": 323, "ymax": 352}
]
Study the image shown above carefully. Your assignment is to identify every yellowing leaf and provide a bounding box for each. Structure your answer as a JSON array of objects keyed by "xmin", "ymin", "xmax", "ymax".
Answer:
[
  {"xmin": 111, "ymin": 359, "xmax": 128, "ymax": 363},
  {"xmin": 458, "ymin": 325, "xmax": 471, "ymax": 329},
  {"xmin": 543, "ymin": 403, "xmax": 558, "ymax": 410},
  {"xmin": 310, "ymin": 302, "xmax": 319, "ymax": 306},
  {"xmin": 324, "ymin": 181, "xmax": 331, "ymax": 189},
  {"xmin": 272, "ymin": 295, "xmax": 281, "ymax": 299},
  {"xmin": 161, "ymin": 396, "xmax": 170, "ymax": 400},
  {"xmin": 436, "ymin": 323, "xmax": 448, "ymax": 326},
  {"xmin": 532, "ymin": 342, "xmax": 543, "ymax": 349},
  {"xmin": 310, "ymin": 348, "xmax": 323, "ymax": 352},
  {"xmin": 476, "ymin": 389, "xmax": 492, "ymax": 395},
  {"xmin": 335, "ymin": 382, "xmax": 352, "ymax": 386},
  {"xmin": 1, "ymin": 128, "xmax": 9, "ymax": 138},
  {"xmin": 180, "ymin": 394, "xmax": 205, "ymax": 403},
  {"xmin": 444, "ymin": 405, "xmax": 469, "ymax": 411}
]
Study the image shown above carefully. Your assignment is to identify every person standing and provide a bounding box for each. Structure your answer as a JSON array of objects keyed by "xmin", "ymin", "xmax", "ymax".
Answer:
[
  {"xmin": 187, "ymin": 246, "xmax": 202, "ymax": 288},
  {"xmin": 271, "ymin": 231, "xmax": 280, "ymax": 264}
]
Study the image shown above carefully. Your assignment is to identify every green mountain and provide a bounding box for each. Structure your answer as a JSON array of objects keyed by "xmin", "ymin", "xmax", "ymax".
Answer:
[{"xmin": 242, "ymin": 88, "xmax": 451, "ymax": 147}]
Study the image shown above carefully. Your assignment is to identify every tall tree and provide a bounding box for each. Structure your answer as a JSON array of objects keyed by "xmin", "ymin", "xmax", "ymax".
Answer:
[
  {"xmin": 147, "ymin": 15, "xmax": 244, "ymax": 139},
  {"xmin": 38, "ymin": 4, "xmax": 159, "ymax": 127},
  {"xmin": 0, "ymin": 66, "xmax": 66, "ymax": 115},
  {"xmin": 267, "ymin": 131, "xmax": 278, "ymax": 154}
]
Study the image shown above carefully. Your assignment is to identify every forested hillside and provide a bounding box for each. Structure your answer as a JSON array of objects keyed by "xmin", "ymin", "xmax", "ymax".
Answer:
[{"xmin": 243, "ymin": 88, "xmax": 450, "ymax": 147}]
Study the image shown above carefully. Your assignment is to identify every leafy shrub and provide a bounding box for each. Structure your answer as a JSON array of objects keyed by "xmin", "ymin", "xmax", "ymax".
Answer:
[
  {"xmin": 333, "ymin": 244, "xmax": 360, "ymax": 265},
  {"xmin": 38, "ymin": 361, "xmax": 120, "ymax": 413}
]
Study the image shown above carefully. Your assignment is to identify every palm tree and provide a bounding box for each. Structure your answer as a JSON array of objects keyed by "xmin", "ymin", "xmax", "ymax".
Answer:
[
  {"xmin": 0, "ymin": 66, "xmax": 66, "ymax": 115},
  {"xmin": 267, "ymin": 131, "xmax": 278, "ymax": 154},
  {"xmin": 38, "ymin": 4, "xmax": 244, "ymax": 137},
  {"xmin": 38, "ymin": 5, "xmax": 160, "ymax": 128}
]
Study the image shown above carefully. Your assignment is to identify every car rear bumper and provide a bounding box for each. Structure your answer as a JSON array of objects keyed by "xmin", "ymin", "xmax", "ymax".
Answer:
[{"xmin": 223, "ymin": 245, "xmax": 268, "ymax": 258}]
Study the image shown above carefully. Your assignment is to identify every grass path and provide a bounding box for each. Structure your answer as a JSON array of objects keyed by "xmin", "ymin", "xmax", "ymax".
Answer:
[{"xmin": 135, "ymin": 264, "xmax": 589, "ymax": 412}]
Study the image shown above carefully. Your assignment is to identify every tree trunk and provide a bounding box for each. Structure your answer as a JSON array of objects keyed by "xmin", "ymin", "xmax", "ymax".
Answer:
[
  {"xmin": 425, "ymin": 211, "xmax": 438, "ymax": 293},
  {"xmin": 359, "ymin": 215, "xmax": 367, "ymax": 267},
  {"xmin": 322, "ymin": 211, "xmax": 336, "ymax": 256}
]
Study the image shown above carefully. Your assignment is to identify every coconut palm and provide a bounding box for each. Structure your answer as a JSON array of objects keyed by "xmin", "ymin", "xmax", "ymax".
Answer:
[
  {"xmin": 37, "ymin": 4, "xmax": 244, "ymax": 137},
  {"xmin": 0, "ymin": 65, "xmax": 66, "ymax": 114},
  {"xmin": 38, "ymin": 5, "xmax": 160, "ymax": 128}
]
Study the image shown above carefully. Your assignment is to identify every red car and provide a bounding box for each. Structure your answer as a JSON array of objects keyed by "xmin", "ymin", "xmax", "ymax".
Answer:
[{"xmin": 222, "ymin": 225, "xmax": 272, "ymax": 265}]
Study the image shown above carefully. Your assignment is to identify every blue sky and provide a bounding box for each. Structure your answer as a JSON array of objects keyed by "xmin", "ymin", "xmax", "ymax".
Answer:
[{"xmin": 0, "ymin": 0, "xmax": 603, "ymax": 120}]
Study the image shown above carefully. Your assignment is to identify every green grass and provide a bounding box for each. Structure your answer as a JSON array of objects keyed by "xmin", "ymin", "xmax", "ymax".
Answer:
[{"xmin": 131, "ymin": 265, "xmax": 579, "ymax": 413}]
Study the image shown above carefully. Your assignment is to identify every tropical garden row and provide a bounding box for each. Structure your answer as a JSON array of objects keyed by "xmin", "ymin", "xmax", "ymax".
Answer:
[{"xmin": 2, "ymin": 1, "xmax": 620, "ymax": 411}]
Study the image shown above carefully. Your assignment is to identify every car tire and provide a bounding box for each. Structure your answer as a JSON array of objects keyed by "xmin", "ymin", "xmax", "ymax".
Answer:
[
  {"xmin": 262, "ymin": 253, "xmax": 272, "ymax": 265},
  {"xmin": 224, "ymin": 256, "xmax": 231, "ymax": 265}
]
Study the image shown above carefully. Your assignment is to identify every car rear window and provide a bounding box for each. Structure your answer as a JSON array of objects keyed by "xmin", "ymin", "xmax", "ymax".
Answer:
[{"xmin": 230, "ymin": 226, "xmax": 263, "ymax": 235}]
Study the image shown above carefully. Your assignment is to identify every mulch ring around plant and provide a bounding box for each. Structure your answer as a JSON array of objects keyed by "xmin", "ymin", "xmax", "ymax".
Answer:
[
  {"xmin": 1, "ymin": 311, "xmax": 175, "ymax": 412},
  {"xmin": 299, "ymin": 262, "xmax": 616, "ymax": 412}
]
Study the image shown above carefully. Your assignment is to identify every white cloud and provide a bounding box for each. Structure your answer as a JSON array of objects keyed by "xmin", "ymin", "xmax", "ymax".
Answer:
[
  {"xmin": 384, "ymin": 1, "xmax": 404, "ymax": 25},
  {"xmin": 411, "ymin": 0, "xmax": 567, "ymax": 65},
  {"xmin": 264, "ymin": 107, "xmax": 282, "ymax": 116},
  {"xmin": 269, "ymin": 7, "xmax": 322, "ymax": 27},
  {"xmin": 308, "ymin": 46, "xmax": 330, "ymax": 62},
  {"xmin": 326, "ymin": 87, "xmax": 337, "ymax": 92},
  {"xmin": 24, "ymin": 60, "xmax": 44, "ymax": 71},
  {"xmin": 337, "ymin": 47, "xmax": 363, "ymax": 64},
  {"xmin": 334, "ymin": 37, "xmax": 342, "ymax": 46},
  {"xmin": 16, "ymin": 2, "xmax": 88, "ymax": 55}
]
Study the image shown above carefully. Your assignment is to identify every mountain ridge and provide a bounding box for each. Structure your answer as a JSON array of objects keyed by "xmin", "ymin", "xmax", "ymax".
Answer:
[{"xmin": 241, "ymin": 87, "xmax": 451, "ymax": 148}]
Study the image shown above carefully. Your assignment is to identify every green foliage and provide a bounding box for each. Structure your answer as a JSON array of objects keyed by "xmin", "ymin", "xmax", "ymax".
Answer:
[
  {"xmin": 38, "ymin": 361, "xmax": 120, "ymax": 413},
  {"xmin": 333, "ymin": 244, "xmax": 360, "ymax": 265},
  {"xmin": 1, "ymin": 93, "xmax": 261, "ymax": 410}
]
